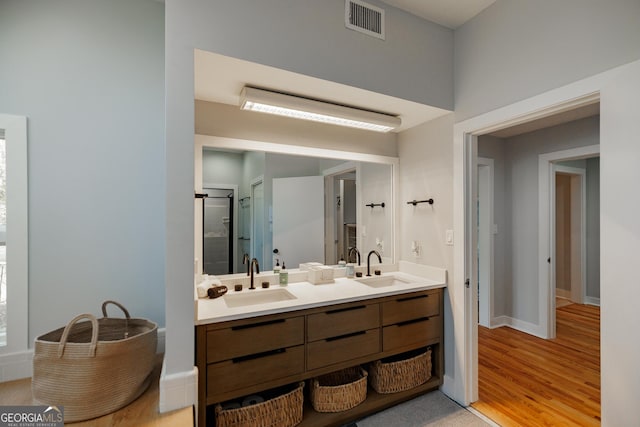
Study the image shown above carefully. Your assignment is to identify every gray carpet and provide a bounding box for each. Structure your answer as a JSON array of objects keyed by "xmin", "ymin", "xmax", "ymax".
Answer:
[{"xmin": 355, "ymin": 391, "xmax": 491, "ymax": 427}]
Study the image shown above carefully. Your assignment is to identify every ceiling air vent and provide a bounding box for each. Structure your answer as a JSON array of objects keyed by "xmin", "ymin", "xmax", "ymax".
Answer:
[{"xmin": 345, "ymin": 0, "xmax": 385, "ymax": 40}]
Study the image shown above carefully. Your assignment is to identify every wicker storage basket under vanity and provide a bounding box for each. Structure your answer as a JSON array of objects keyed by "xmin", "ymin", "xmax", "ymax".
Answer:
[
  {"xmin": 310, "ymin": 366, "xmax": 368, "ymax": 413},
  {"xmin": 215, "ymin": 382, "xmax": 304, "ymax": 427},
  {"xmin": 32, "ymin": 301, "xmax": 157, "ymax": 422},
  {"xmin": 369, "ymin": 348, "xmax": 432, "ymax": 394}
]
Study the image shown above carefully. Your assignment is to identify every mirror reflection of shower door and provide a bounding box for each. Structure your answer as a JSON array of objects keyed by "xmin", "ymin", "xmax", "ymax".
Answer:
[
  {"xmin": 203, "ymin": 188, "xmax": 234, "ymax": 275},
  {"xmin": 251, "ymin": 179, "xmax": 264, "ymax": 267}
]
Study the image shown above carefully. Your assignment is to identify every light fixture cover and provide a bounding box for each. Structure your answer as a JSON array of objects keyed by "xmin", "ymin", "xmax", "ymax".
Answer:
[{"xmin": 239, "ymin": 86, "xmax": 401, "ymax": 132}]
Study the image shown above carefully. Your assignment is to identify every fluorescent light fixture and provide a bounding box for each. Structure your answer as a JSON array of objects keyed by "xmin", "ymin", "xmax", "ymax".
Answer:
[{"xmin": 239, "ymin": 86, "xmax": 401, "ymax": 133}]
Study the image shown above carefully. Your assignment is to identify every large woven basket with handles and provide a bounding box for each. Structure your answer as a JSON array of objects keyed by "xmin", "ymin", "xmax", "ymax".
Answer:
[{"xmin": 32, "ymin": 301, "xmax": 157, "ymax": 422}]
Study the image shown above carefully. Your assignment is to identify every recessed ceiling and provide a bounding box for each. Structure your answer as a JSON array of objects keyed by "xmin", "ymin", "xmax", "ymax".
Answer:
[
  {"xmin": 380, "ymin": 0, "xmax": 496, "ymax": 29},
  {"xmin": 194, "ymin": 49, "xmax": 450, "ymax": 133}
]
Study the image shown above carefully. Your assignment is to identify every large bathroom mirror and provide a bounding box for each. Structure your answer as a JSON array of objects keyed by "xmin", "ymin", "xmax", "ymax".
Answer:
[{"xmin": 195, "ymin": 136, "xmax": 397, "ymax": 274}]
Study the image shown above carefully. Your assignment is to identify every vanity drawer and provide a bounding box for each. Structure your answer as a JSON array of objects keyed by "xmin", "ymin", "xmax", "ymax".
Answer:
[
  {"xmin": 207, "ymin": 316, "xmax": 304, "ymax": 363},
  {"xmin": 307, "ymin": 303, "xmax": 380, "ymax": 342},
  {"xmin": 307, "ymin": 328, "xmax": 380, "ymax": 370},
  {"xmin": 382, "ymin": 291, "xmax": 440, "ymax": 326},
  {"xmin": 207, "ymin": 345, "xmax": 305, "ymax": 396},
  {"xmin": 382, "ymin": 315, "xmax": 441, "ymax": 352}
]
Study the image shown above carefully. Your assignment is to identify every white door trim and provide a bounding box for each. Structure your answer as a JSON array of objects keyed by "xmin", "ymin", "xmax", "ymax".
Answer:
[
  {"xmin": 553, "ymin": 164, "xmax": 586, "ymax": 306},
  {"xmin": 477, "ymin": 157, "xmax": 494, "ymax": 328},
  {"xmin": 539, "ymin": 147, "xmax": 598, "ymax": 338}
]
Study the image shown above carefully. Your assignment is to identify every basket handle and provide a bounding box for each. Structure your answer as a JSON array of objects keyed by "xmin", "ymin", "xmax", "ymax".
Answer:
[
  {"xmin": 58, "ymin": 313, "xmax": 99, "ymax": 358},
  {"xmin": 101, "ymin": 300, "xmax": 131, "ymax": 319}
]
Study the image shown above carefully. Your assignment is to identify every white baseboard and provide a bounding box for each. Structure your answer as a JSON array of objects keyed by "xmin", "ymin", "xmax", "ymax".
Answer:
[
  {"xmin": 159, "ymin": 362, "xmax": 198, "ymax": 414},
  {"xmin": 0, "ymin": 328, "xmax": 166, "ymax": 384},
  {"xmin": 490, "ymin": 315, "xmax": 546, "ymax": 338},
  {"xmin": 584, "ymin": 296, "xmax": 600, "ymax": 306},
  {"xmin": 0, "ymin": 349, "xmax": 33, "ymax": 382}
]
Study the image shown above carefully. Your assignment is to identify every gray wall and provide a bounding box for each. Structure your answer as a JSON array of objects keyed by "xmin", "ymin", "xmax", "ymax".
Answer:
[
  {"xmin": 477, "ymin": 136, "xmax": 511, "ymax": 317},
  {"xmin": 586, "ymin": 157, "xmax": 600, "ymax": 299},
  {"xmin": 202, "ymin": 150, "xmax": 243, "ymax": 186},
  {"xmin": 455, "ymin": 0, "xmax": 640, "ymax": 121},
  {"xmin": 479, "ymin": 115, "xmax": 599, "ymax": 324},
  {"xmin": 0, "ymin": 0, "xmax": 165, "ymax": 341},
  {"xmin": 190, "ymin": 0, "xmax": 453, "ymax": 110}
]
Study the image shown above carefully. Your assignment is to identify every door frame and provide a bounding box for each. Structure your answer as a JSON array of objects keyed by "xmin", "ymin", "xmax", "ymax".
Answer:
[
  {"xmin": 477, "ymin": 157, "xmax": 494, "ymax": 328},
  {"xmin": 552, "ymin": 165, "xmax": 586, "ymax": 305},
  {"xmin": 453, "ymin": 88, "xmax": 601, "ymax": 404},
  {"xmin": 539, "ymin": 147, "xmax": 597, "ymax": 337},
  {"xmin": 323, "ymin": 162, "xmax": 358, "ymax": 264}
]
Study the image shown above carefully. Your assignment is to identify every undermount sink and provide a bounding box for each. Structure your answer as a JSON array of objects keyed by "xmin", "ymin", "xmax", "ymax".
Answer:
[
  {"xmin": 223, "ymin": 288, "xmax": 297, "ymax": 308},
  {"xmin": 355, "ymin": 275, "xmax": 412, "ymax": 288}
]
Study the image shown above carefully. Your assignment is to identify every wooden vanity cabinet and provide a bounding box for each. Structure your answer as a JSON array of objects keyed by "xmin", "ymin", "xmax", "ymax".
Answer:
[
  {"xmin": 306, "ymin": 303, "xmax": 380, "ymax": 370},
  {"xmin": 195, "ymin": 288, "xmax": 444, "ymax": 427},
  {"xmin": 381, "ymin": 291, "xmax": 442, "ymax": 353}
]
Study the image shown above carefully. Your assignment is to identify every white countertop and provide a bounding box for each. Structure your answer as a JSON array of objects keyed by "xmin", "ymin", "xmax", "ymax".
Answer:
[{"xmin": 196, "ymin": 262, "xmax": 447, "ymax": 325}]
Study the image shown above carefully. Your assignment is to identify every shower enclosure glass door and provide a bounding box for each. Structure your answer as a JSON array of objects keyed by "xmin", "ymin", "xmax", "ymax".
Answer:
[{"xmin": 203, "ymin": 188, "xmax": 234, "ymax": 275}]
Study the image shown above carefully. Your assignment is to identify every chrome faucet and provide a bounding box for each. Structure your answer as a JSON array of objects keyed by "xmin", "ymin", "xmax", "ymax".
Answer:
[
  {"xmin": 242, "ymin": 253, "xmax": 250, "ymax": 276},
  {"xmin": 366, "ymin": 250, "xmax": 382, "ymax": 277},
  {"xmin": 348, "ymin": 247, "xmax": 361, "ymax": 266},
  {"xmin": 249, "ymin": 258, "xmax": 260, "ymax": 290}
]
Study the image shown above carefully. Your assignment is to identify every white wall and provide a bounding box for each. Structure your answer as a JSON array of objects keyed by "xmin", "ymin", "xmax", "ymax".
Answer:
[
  {"xmin": 600, "ymin": 59, "xmax": 640, "ymax": 427},
  {"xmin": 359, "ymin": 163, "xmax": 393, "ymax": 262},
  {"xmin": 0, "ymin": 0, "xmax": 165, "ymax": 341},
  {"xmin": 397, "ymin": 114, "xmax": 456, "ymax": 393},
  {"xmin": 454, "ymin": 0, "xmax": 640, "ymax": 121}
]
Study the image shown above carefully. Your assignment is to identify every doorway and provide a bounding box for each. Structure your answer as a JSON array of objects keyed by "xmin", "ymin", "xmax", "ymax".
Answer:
[
  {"xmin": 202, "ymin": 188, "xmax": 235, "ymax": 275},
  {"xmin": 554, "ymin": 165, "xmax": 586, "ymax": 307},
  {"xmin": 470, "ymin": 115, "xmax": 601, "ymax": 424},
  {"xmin": 324, "ymin": 162, "xmax": 358, "ymax": 265}
]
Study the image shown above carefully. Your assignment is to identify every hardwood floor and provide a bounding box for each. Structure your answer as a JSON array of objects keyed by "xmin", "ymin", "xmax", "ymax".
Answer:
[
  {"xmin": 0, "ymin": 354, "xmax": 193, "ymax": 426},
  {"xmin": 472, "ymin": 304, "xmax": 600, "ymax": 426}
]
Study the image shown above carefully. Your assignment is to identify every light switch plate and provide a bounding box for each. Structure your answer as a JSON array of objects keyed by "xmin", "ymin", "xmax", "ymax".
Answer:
[{"xmin": 445, "ymin": 229, "xmax": 454, "ymax": 245}]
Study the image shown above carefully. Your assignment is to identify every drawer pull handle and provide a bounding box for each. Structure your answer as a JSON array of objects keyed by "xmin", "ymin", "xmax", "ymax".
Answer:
[
  {"xmin": 326, "ymin": 305, "xmax": 366, "ymax": 315},
  {"xmin": 231, "ymin": 319, "xmax": 286, "ymax": 330},
  {"xmin": 396, "ymin": 317, "xmax": 430, "ymax": 327},
  {"xmin": 326, "ymin": 331, "xmax": 366, "ymax": 342},
  {"xmin": 397, "ymin": 295, "xmax": 429, "ymax": 302},
  {"xmin": 232, "ymin": 348, "xmax": 285, "ymax": 363}
]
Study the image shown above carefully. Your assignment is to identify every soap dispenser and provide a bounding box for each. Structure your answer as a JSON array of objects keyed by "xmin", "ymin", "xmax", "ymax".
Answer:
[
  {"xmin": 279, "ymin": 261, "xmax": 288, "ymax": 286},
  {"xmin": 273, "ymin": 259, "xmax": 281, "ymax": 274}
]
